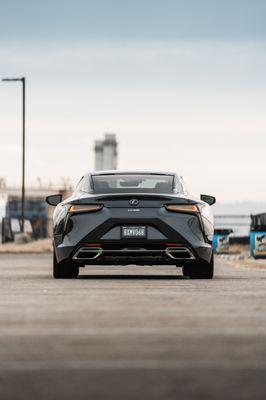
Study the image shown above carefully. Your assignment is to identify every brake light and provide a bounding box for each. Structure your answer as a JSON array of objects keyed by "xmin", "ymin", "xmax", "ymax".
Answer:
[
  {"xmin": 165, "ymin": 204, "xmax": 198, "ymax": 213},
  {"xmin": 69, "ymin": 204, "xmax": 103, "ymax": 213}
]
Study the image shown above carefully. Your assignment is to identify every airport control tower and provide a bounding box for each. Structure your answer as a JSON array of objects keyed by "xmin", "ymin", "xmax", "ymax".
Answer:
[{"xmin": 94, "ymin": 133, "xmax": 118, "ymax": 171}]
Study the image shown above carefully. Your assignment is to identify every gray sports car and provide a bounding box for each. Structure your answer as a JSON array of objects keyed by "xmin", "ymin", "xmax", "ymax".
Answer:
[{"xmin": 46, "ymin": 171, "xmax": 215, "ymax": 279}]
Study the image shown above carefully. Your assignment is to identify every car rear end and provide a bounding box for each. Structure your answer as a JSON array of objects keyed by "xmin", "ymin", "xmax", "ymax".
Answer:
[{"xmin": 54, "ymin": 192, "xmax": 213, "ymax": 268}]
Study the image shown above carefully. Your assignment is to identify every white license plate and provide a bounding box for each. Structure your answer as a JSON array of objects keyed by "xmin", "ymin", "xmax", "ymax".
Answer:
[{"xmin": 121, "ymin": 226, "xmax": 147, "ymax": 238}]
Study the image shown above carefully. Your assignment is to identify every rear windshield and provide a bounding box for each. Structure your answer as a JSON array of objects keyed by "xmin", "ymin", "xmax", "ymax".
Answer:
[{"xmin": 91, "ymin": 174, "xmax": 174, "ymax": 194}]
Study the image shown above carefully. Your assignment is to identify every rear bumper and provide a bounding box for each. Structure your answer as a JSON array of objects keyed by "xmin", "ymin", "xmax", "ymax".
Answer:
[{"xmin": 55, "ymin": 242, "xmax": 212, "ymax": 266}]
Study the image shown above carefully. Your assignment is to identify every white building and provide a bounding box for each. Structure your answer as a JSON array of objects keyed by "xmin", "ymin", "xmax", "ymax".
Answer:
[
  {"xmin": 0, "ymin": 192, "xmax": 8, "ymax": 222},
  {"xmin": 94, "ymin": 133, "xmax": 118, "ymax": 170}
]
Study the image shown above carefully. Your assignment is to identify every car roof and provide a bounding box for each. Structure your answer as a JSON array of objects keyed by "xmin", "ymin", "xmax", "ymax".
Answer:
[{"xmin": 88, "ymin": 170, "xmax": 177, "ymax": 176}]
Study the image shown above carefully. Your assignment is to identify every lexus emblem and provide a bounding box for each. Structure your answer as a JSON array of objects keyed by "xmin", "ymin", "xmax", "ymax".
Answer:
[{"xmin": 129, "ymin": 199, "xmax": 139, "ymax": 206}]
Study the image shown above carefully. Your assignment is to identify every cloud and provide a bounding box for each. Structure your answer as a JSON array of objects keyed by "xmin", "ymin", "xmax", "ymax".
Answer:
[
  {"xmin": 1, "ymin": 39, "xmax": 266, "ymax": 88},
  {"xmin": 0, "ymin": 39, "xmax": 266, "ymax": 201}
]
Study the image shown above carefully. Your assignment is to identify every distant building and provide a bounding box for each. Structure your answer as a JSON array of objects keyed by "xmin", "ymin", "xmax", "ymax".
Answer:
[
  {"xmin": 0, "ymin": 184, "xmax": 72, "ymax": 238},
  {"xmin": 94, "ymin": 140, "xmax": 104, "ymax": 171},
  {"xmin": 94, "ymin": 133, "xmax": 118, "ymax": 170},
  {"xmin": 0, "ymin": 192, "xmax": 8, "ymax": 222}
]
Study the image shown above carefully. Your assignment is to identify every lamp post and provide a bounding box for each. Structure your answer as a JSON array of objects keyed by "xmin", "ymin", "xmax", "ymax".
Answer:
[{"xmin": 2, "ymin": 77, "xmax": 26, "ymax": 232}]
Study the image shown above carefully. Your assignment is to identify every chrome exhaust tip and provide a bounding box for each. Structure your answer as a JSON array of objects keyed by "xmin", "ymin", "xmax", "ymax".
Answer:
[
  {"xmin": 165, "ymin": 247, "xmax": 195, "ymax": 260},
  {"xmin": 73, "ymin": 247, "xmax": 102, "ymax": 260}
]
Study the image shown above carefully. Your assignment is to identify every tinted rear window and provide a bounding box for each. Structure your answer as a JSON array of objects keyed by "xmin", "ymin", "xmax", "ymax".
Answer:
[{"xmin": 92, "ymin": 174, "xmax": 174, "ymax": 193}]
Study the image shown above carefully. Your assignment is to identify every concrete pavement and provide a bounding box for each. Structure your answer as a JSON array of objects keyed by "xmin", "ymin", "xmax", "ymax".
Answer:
[{"xmin": 0, "ymin": 254, "xmax": 266, "ymax": 399}]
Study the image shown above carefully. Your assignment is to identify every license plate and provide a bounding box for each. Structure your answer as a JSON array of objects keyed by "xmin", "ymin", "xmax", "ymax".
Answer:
[{"xmin": 121, "ymin": 226, "xmax": 147, "ymax": 238}]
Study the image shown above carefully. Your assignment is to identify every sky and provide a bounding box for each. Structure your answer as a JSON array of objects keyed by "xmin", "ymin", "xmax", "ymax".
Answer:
[{"xmin": 0, "ymin": 0, "xmax": 266, "ymax": 202}]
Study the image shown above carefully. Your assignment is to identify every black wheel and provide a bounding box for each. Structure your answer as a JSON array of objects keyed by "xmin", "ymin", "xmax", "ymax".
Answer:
[
  {"xmin": 182, "ymin": 267, "xmax": 189, "ymax": 277},
  {"xmin": 53, "ymin": 250, "xmax": 79, "ymax": 279},
  {"xmin": 183, "ymin": 255, "xmax": 214, "ymax": 279}
]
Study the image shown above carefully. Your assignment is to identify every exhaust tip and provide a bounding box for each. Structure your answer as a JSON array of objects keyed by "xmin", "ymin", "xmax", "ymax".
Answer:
[
  {"xmin": 73, "ymin": 247, "xmax": 102, "ymax": 260},
  {"xmin": 165, "ymin": 247, "xmax": 194, "ymax": 260}
]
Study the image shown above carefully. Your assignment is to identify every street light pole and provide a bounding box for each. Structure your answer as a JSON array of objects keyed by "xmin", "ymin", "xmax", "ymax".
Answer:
[
  {"xmin": 2, "ymin": 77, "xmax": 26, "ymax": 232},
  {"xmin": 21, "ymin": 77, "xmax": 26, "ymax": 233}
]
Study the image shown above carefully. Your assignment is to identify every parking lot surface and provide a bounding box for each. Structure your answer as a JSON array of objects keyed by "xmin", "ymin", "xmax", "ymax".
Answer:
[{"xmin": 0, "ymin": 254, "xmax": 266, "ymax": 399}]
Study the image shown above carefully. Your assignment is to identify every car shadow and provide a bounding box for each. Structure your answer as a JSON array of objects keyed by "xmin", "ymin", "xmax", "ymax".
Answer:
[{"xmin": 78, "ymin": 274, "xmax": 187, "ymax": 280}]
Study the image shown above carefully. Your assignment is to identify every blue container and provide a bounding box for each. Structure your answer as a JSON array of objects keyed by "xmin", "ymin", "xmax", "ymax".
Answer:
[
  {"xmin": 250, "ymin": 213, "xmax": 266, "ymax": 259},
  {"xmin": 250, "ymin": 231, "xmax": 266, "ymax": 259},
  {"xmin": 213, "ymin": 229, "xmax": 232, "ymax": 254}
]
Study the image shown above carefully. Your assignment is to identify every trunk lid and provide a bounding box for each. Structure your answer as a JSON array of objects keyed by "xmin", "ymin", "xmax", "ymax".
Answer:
[{"xmin": 70, "ymin": 193, "xmax": 197, "ymax": 208}]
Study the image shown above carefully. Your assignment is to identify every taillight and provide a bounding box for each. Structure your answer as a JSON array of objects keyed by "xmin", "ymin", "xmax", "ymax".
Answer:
[
  {"xmin": 165, "ymin": 204, "xmax": 198, "ymax": 213},
  {"xmin": 69, "ymin": 204, "xmax": 103, "ymax": 213}
]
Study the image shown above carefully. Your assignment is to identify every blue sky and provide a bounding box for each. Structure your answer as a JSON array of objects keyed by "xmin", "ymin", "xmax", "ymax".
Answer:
[
  {"xmin": 0, "ymin": 1, "xmax": 266, "ymax": 201},
  {"xmin": 1, "ymin": 0, "xmax": 266, "ymax": 41}
]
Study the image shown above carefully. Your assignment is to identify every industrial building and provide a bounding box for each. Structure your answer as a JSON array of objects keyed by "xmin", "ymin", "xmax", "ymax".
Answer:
[
  {"xmin": 0, "ymin": 184, "xmax": 72, "ymax": 240},
  {"xmin": 94, "ymin": 133, "xmax": 118, "ymax": 170}
]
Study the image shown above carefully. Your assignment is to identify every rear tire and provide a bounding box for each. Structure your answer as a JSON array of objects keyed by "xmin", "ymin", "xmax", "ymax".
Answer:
[
  {"xmin": 53, "ymin": 250, "xmax": 79, "ymax": 279},
  {"xmin": 183, "ymin": 255, "xmax": 214, "ymax": 279}
]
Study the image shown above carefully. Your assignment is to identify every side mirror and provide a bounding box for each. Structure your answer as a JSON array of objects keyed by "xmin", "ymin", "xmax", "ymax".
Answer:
[
  {"xmin": 200, "ymin": 194, "xmax": 216, "ymax": 206},
  {"xmin": 45, "ymin": 194, "xmax": 62, "ymax": 206}
]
